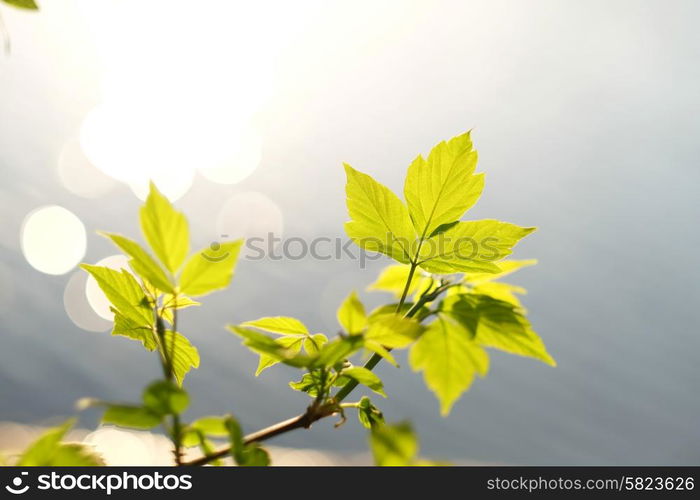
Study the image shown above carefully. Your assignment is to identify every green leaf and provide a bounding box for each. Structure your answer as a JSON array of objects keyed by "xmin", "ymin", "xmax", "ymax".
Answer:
[
  {"xmin": 225, "ymin": 416, "xmax": 268, "ymax": 466},
  {"xmin": 102, "ymin": 405, "xmax": 162, "ymax": 429},
  {"xmin": 163, "ymin": 330, "xmax": 201, "ymax": 385},
  {"xmin": 465, "ymin": 259, "xmax": 537, "ymax": 285},
  {"xmin": 239, "ymin": 444, "xmax": 270, "ymax": 466},
  {"xmin": 112, "ymin": 310, "xmax": 157, "ymax": 350},
  {"xmin": 100, "ymin": 232, "xmax": 174, "ymax": 293},
  {"xmin": 303, "ymin": 333, "xmax": 328, "ymax": 355},
  {"xmin": 314, "ymin": 335, "xmax": 364, "ymax": 368},
  {"xmin": 189, "ymin": 416, "xmax": 229, "ymax": 437},
  {"xmin": 409, "ymin": 314, "xmax": 489, "ymax": 415},
  {"xmin": 241, "ymin": 316, "xmax": 309, "ymax": 335},
  {"xmin": 337, "ymin": 291, "xmax": 368, "ymax": 335},
  {"xmin": 81, "ymin": 264, "xmax": 152, "ymax": 325},
  {"xmin": 364, "ymin": 341, "xmax": 398, "ymax": 367},
  {"xmin": 139, "ymin": 181, "xmax": 189, "ymax": 273},
  {"xmin": 417, "ymin": 220, "xmax": 536, "ymax": 274},
  {"xmin": 444, "ymin": 294, "xmax": 555, "ymax": 366},
  {"xmin": 365, "ymin": 315, "xmax": 423, "ymax": 349},
  {"xmin": 161, "ymin": 294, "xmax": 200, "ymax": 324},
  {"xmin": 357, "ymin": 396, "xmax": 384, "ymax": 429},
  {"xmin": 179, "ymin": 240, "xmax": 243, "ymax": 296},
  {"xmin": 2, "ymin": 0, "xmax": 39, "ymax": 10},
  {"xmin": 229, "ymin": 326, "xmax": 312, "ymax": 369},
  {"xmin": 369, "ymin": 422, "xmax": 418, "ymax": 466},
  {"xmin": 341, "ymin": 367, "xmax": 386, "ymax": 397},
  {"xmin": 404, "ymin": 132, "xmax": 484, "ymax": 238},
  {"xmin": 472, "ymin": 281, "xmax": 526, "ymax": 307},
  {"xmin": 17, "ymin": 420, "xmax": 104, "ymax": 466},
  {"xmin": 143, "ymin": 380, "xmax": 189, "ymax": 415},
  {"xmin": 367, "ymin": 264, "xmax": 432, "ymax": 299},
  {"xmin": 344, "ymin": 163, "xmax": 416, "ymax": 264},
  {"xmin": 255, "ymin": 335, "xmax": 305, "ymax": 375}
]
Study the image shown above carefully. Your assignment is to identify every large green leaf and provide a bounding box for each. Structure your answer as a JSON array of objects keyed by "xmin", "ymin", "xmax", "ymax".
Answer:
[
  {"xmin": 229, "ymin": 326, "xmax": 312, "ymax": 369},
  {"xmin": 444, "ymin": 294, "xmax": 555, "ymax": 366},
  {"xmin": 140, "ymin": 181, "xmax": 189, "ymax": 273},
  {"xmin": 344, "ymin": 163, "xmax": 416, "ymax": 263},
  {"xmin": 179, "ymin": 240, "xmax": 243, "ymax": 296},
  {"xmin": 100, "ymin": 232, "xmax": 174, "ymax": 293},
  {"xmin": 417, "ymin": 220, "xmax": 535, "ymax": 274},
  {"xmin": 404, "ymin": 132, "xmax": 484, "ymax": 238},
  {"xmin": 369, "ymin": 422, "xmax": 418, "ymax": 466},
  {"xmin": 81, "ymin": 264, "xmax": 152, "ymax": 325},
  {"xmin": 337, "ymin": 291, "xmax": 368, "ymax": 334},
  {"xmin": 409, "ymin": 315, "xmax": 489, "ymax": 415},
  {"xmin": 17, "ymin": 420, "xmax": 103, "ymax": 466}
]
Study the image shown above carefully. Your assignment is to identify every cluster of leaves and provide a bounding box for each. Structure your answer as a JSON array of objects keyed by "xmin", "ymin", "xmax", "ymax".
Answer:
[{"xmin": 4, "ymin": 132, "xmax": 554, "ymax": 466}]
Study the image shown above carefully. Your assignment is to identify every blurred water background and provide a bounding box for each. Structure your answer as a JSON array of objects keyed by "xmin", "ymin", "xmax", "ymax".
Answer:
[{"xmin": 0, "ymin": 0, "xmax": 699, "ymax": 465}]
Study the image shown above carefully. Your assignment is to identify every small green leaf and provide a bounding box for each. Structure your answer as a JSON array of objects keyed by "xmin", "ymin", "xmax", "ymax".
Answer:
[
  {"xmin": 179, "ymin": 240, "xmax": 243, "ymax": 296},
  {"xmin": 367, "ymin": 264, "xmax": 432, "ymax": 299},
  {"xmin": 465, "ymin": 259, "xmax": 538, "ymax": 285},
  {"xmin": 344, "ymin": 163, "xmax": 416, "ymax": 264},
  {"xmin": 142, "ymin": 380, "xmax": 189, "ymax": 415},
  {"xmin": 2, "ymin": 0, "xmax": 39, "ymax": 10},
  {"xmin": 409, "ymin": 314, "xmax": 489, "ymax": 415},
  {"xmin": 303, "ymin": 333, "xmax": 328, "ymax": 355},
  {"xmin": 365, "ymin": 315, "xmax": 423, "ymax": 349},
  {"xmin": 163, "ymin": 330, "xmax": 200, "ymax": 385},
  {"xmin": 369, "ymin": 422, "xmax": 418, "ymax": 466},
  {"xmin": 102, "ymin": 405, "xmax": 162, "ymax": 429},
  {"xmin": 239, "ymin": 444, "xmax": 270, "ymax": 466},
  {"xmin": 404, "ymin": 131, "xmax": 484, "ymax": 238},
  {"xmin": 17, "ymin": 419, "xmax": 104, "ymax": 466},
  {"xmin": 337, "ymin": 291, "xmax": 368, "ymax": 335},
  {"xmin": 241, "ymin": 316, "xmax": 309, "ymax": 335},
  {"xmin": 364, "ymin": 341, "xmax": 398, "ymax": 367},
  {"xmin": 224, "ymin": 416, "xmax": 245, "ymax": 464},
  {"xmin": 314, "ymin": 335, "xmax": 364, "ymax": 368},
  {"xmin": 341, "ymin": 367, "xmax": 386, "ymax": 397},
  {"xmin": 81, "ymin": 264, "xmax": 152, "ymax": 325},
  {"xmin": 357, "ymin": 396, "xmax": 384, "ymax": 429},
  {"xmin": 100, "ymin": 232, "xmax": 174, "ymax": 293},
  {"xmin": 140, "ymin": 181, "xmax": 189, "ymax": 273},
  {"xmin": 189, "ymin": 416, "xmax": 229, "ymax": 437},
  {"xmin": 229, "ymin": 326, "xmax": 312, "ymax": 369},
  {"xmin": 255, "ymin": 335, "xmax": 305, "ymax": 375}
]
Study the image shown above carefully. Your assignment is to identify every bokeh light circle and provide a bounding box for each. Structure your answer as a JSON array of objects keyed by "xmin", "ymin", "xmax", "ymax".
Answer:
[{"xmin": 21, "ymin": 206, "xmax": 87, "ymax": 275}]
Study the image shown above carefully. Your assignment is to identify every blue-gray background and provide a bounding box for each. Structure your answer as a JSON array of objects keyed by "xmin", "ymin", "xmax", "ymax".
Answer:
[{"xmin": 1, "ymin": 0, "xmax": 698, "ymax": 464}]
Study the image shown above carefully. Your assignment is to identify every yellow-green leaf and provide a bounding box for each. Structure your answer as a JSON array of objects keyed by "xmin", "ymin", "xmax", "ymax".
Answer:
[
  {"xmin": 255, "ymin": 335, "xmax": 305, "ymax": 375},
  {"xmin": 140, "ymin": 181, "xmax": 189, "ymax": 273},
  {"xmin": 445, "ymin": 294, "xmax": 556, "ymax": 366},
  {"xmin": 337, "ymin": 291, "xmax": 368, "ymax": 334},
  {"xmin": 2, "ymin": 0, "xmax": 39, "ymax": 10},
  {"xmin": 344, "ymin": 163, "xmax": 416, "ymax": 264},
  {"xmin": 81, "ymin": 264, "xmax": 152, "ymax": 325},
  {"xmin": 179, "ymin": 240, "xmax": 243, "ymax": 297},
  {"xmin": 365, "ymin": 315, "xmax": 423, "ymax": 349},
  {"xmin": 404, "ymin": 132, "xmax": 484, "ymax": 238},
  {"xmin": 241, "ymin": 316, "xmax": 308, "ymax": 335},
  {"xmin": 367, "ymin": 264, "xmax": 432, "ymax": 299},
  {"xmin": 163, "ymin": 330, "xmax": 200, "ymax": 385},
  {"xmin": 342, "ymin": 366, "xmax": 386, "ymax": 397},
  {"xmin": 417, "ymin": 220, "xmax": 536, "ymax": 274},
  {"xmin": 465, "ymin": 259, "xmax": 537, "ymax": 285},
  {"xmin": 112, "ymin": 309, "xmax": 157, "ymax": 350},
  {"xmin": 100, "ymin": 232, "xmax": 174, "ymax": 293},
  {"xmin": 17, "ymin": 419, "xmax": 104, "ymax": 466},
  {"xmin": 409, "ymin": 315, "xmax": 489, "ymax": 415}
]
